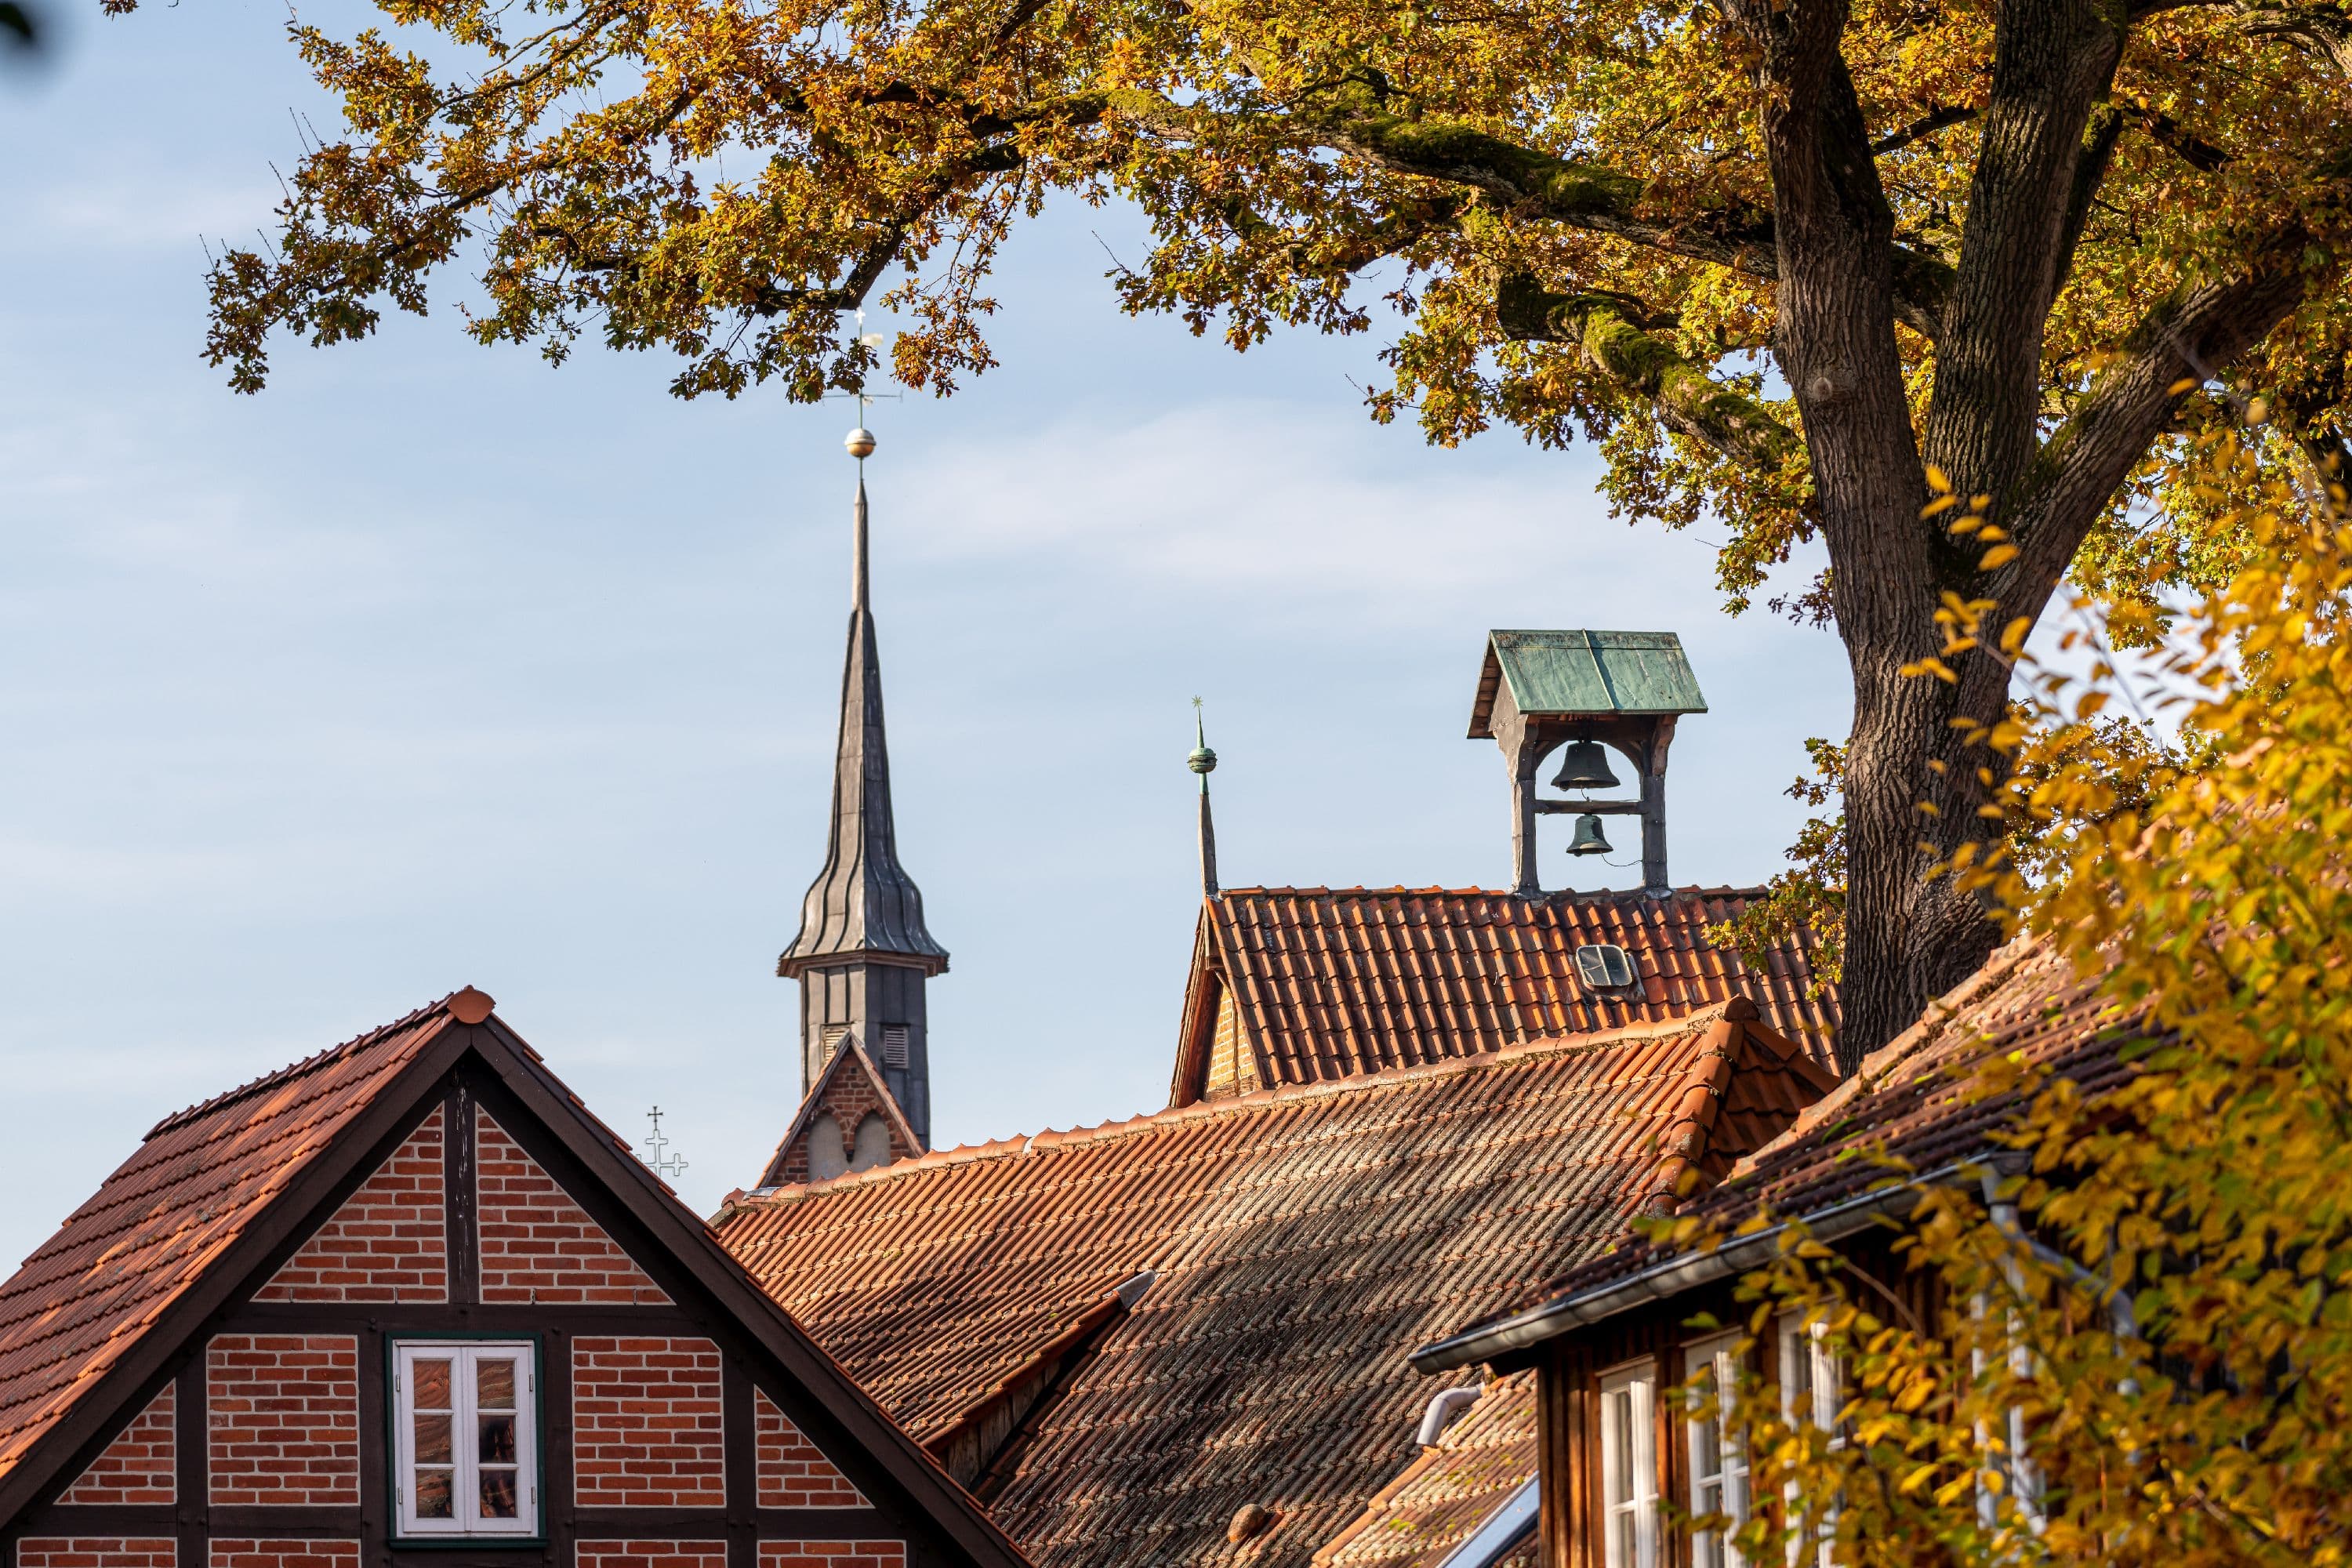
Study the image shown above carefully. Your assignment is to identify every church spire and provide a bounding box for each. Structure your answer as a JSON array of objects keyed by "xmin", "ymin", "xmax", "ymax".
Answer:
[
  {"xmin": 777, "ymin": 423, "xmax": 947, "ymax": 1149},
  {"xmin": 1189, "ymin": 699, "xmax": 1219, "ymax": 897}
]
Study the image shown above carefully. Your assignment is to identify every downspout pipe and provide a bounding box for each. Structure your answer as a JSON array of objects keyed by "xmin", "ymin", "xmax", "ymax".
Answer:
[{"xmin": 1415, "ymin": 1385, "xmax": 1483, "ymax": 1446}]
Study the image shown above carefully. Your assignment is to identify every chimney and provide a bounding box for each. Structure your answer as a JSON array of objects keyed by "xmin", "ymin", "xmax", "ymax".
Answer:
[{"xmin": 1466, "ymin": 630, "xmax": 1708, "ymax": 898}]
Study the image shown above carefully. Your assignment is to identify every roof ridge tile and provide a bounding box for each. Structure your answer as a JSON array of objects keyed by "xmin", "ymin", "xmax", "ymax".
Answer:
[
  {"xmin": 143, "ymin": 991, "xmax": 463, "ymax": 1141},
  {"xmin": 728, "ymin": 1003, "xmax": 1750, "ymax": 1210}
]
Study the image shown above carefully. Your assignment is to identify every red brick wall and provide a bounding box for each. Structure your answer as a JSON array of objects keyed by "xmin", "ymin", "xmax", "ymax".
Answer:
[
  {"xmin": 755, "ymin": 1389, "xmax": 866, "ymax": 1508},
  {"xmin": 206, "ymin": 1336, "xmax": 358, "ymax": 1504},
  {"xmin": 772, "ymin": 1055, "xmax": 917, "ymax": 1186},
  {"xmin": 757, "ymin": 1542, "xmax": 906, "ymax": 1568},
  {"xmin": 572, "ymin": 1338, "xmax": 724, "ymax": 1507},
  {"xmin": 255, "ymin": 1108, "xmax": 445, "ymax": 1303},
  {"xmin": 477, "ymin": 1113, "xmax": 669, "ymax": 1305},
  {"xmin": 15, "ymin": 1540, "xmax": 176, "ymax": 1567},
  {"xmin": 207, "ymin": 1543, "xmax": 359, "ymax": 1568},
  {"xmin": 55, "ymin": 1385, "xmax": 173, "ymax": 1506},
  {"xmin": 575, "ymin": 1544, "xmax": 728, "ymax": 1568}
]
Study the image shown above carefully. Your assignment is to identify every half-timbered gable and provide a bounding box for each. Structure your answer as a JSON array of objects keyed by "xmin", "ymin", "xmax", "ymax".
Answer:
[
  {"xmin": 1408, "ymin": 935, "xmax": 2146, "ymax": 1568},
  {"xmin": 0, "ymin": 988, "xmax": 1028, "ymax": 1568}
]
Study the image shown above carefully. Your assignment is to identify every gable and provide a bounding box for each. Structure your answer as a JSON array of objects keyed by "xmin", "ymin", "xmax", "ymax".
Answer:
[
  {"xmin": 0, "ymin": 990, "xmax": 1033, "ymax": 1568},
  {"xmin": 761, "ymin": 1040, "xmax": 924, "ymax": 1187},
  {"xmin": 255, "ymin": 1106, "xmax": 446, "ymax": 1302},
  {"xmin": 53, "ymin": 1387, "xmax": 172, "ymax": 1507},
  {"xmin": 756, "ymin": 1388, "xmax": 866, "ymax": 1507},
  {"xmin": 477, "ymin": 1110, "xmax": 670, "ymax": 1305},
  {"xmin": 1199, "ymin": 982, "xmax": 1260, "ymax": 1099}
]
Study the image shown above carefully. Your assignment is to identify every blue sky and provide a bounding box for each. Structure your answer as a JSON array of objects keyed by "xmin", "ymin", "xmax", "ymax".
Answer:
[{"xmin": 0, "ymin": 1, "xmax": 1849, "ymax": 1268}]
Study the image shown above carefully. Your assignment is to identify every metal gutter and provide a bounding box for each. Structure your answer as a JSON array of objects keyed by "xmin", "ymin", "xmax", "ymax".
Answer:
[{"xmin": 1410, "ymin": 1158, "xmax": 2010, "ymax": 1374}]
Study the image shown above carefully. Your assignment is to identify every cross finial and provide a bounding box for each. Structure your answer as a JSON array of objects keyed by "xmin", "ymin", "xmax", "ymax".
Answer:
[{"xmin": 643, "ymin": 1106, "xmax": 689, "ymax": 1180}]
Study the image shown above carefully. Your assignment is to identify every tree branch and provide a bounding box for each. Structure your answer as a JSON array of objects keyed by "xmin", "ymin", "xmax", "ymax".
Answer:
[
  {"xmin": 2006, "ymin": 238, "xmax": 2316, "ymax": 616},
  {"xmin": 2126, "ymin": 97, "xmax": 2233, "ymax": 172},
  {"xmin": 2054, "ymin": 103, "xmax": 2123, "ymax": 296},
  {"xmin": 920, "ymin": 81, "xmax": 1959, "ymax": 334},
  {"xmin": 1872, "ymin": 105, "xmax": 1981, "ymax": 156},
  {"xmin": 1497, "ymin": 273, "xmax": 1796, "ymax": 470},
  {"xmin": 1922, "ymin": 0, "xmax": 2127, "ymax": 505}
]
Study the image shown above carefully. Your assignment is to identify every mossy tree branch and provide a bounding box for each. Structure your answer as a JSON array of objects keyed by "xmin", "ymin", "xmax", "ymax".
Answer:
[{"xmin": 1497, "ymin": 273, "xmax": 1796, "ymax": 471}]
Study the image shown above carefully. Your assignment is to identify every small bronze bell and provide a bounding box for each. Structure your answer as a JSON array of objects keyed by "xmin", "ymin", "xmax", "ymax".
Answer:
[
  {"xmin": 1566, "ymin": 813, "xmax": 1613, "ymax": 856},
  {"xmin": 1551, "ymin": 738, "xmax": 1620, "ymax": 792}
]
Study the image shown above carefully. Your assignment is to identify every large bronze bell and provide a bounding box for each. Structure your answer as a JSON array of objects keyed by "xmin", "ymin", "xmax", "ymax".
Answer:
[
  {"xmin": 1550, "ymin": 738, "xmax": 1620, "ymax": 792},
  {"xmin": 1566, "ymin": 813, "xmax": 1613, "ymax": 856}
]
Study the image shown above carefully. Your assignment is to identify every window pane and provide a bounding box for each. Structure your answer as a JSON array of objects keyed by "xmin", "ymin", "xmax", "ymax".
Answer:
[
  {"xmin": 479, "ymin": 1412, "xmax": 517, "ymax": 1465},
  {"xmin": 414, "ymin": 1412, "xmax": 452, "ymax": 1466},
  {"xmin": 478, "ymin": 1468, "xmax": 518, "ymax": 1520},
  {"xmin": 477, "ymin": 1358, "xmax": 516, "ymax": 1410},
  {"xmin": 1608, "ymin": 1391, "xmax": 1633, "ymax": 1504},
  {"xmin": 412, "ymin": 1358, "xmax": 453, "ymax": 1410},
  {"xmin": 414, "ymin": 1468, "xmax": 455, "ymax": 1519}
]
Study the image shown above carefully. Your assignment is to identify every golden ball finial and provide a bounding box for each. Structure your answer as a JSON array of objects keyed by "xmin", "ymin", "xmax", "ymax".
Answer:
[{"xmin": 845, "ymin": 427, "xmax": 877, "ymax": 459}]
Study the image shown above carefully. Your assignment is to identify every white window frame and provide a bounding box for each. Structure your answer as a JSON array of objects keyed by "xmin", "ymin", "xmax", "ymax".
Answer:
[
  {"xmin": 1686, "ymin": 1332, "xmax": 1750, "ymax": 1568},
  {"xmin": 392, "ymin": 1339, "xmax": 539, "ymax": 1539},
  {"xmin": 1970, "ymin": 1288, "xmax": 2047, "ymax": 1534},
  {"xmin": 1599, "ymin": 1359, "xmax": 1659, "ymax": 1568},
  {"xmin": 1777, "ymin": 1315, "xmax": 1842, "ymax": 1568}
]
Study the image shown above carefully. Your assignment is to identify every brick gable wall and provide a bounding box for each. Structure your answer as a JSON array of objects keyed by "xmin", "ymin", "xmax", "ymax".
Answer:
[
  {"xmin": 758, "ymin": 1542, "xmax": 906, "ymax": 1568},
  {"xmin": 477, "ymin": 1113, "xmax": 669, "ymax": 1305},
  {"xmin": 572, "ymin": 1337, "xmax": 724, "ymax": 1507},
  {"xmin": 206, "ymin": 1336, "xmax": 358, "ymax": 1505},
  {"xmin": 771, "ymin": 1053, "xmax": 919, "ymax": 1186},
  {"xmin": 753, "ymin": 1389, "xmax": 865, "ymax": 1508},
  {"xmin": 255, "ymin": 1108, "xmax": 446, "ymax": 1304},
  {"xmin": 54, "ymin": 1385, "xmax": 172, "ymax": 1506},
  {"xmin": 1201, "ymin": 982, "xmax": 1259, "ymax": 1099},
  {"xmin": 16, "ymin": 1540, "xmax": 177, "ymax": 1567}
]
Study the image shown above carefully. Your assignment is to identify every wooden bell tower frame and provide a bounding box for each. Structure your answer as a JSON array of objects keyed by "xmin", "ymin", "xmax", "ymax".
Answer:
[{"xmin": 1467, "ymin": 630, "xmax": 1709, "ymax": 899}]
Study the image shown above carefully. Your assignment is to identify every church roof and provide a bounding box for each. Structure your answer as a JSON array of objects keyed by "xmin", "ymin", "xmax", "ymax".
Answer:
[
  {"xmin": 779, "ymin": 474, "xmax": 947, "ymax": 977},
  {"xmin": 713, "ymin": 999, "xmax": 1836, "ymax": 1568},
  {"xmin": 1171, "ymin": 886, "xmax": 1838, "ymax": 1106}
]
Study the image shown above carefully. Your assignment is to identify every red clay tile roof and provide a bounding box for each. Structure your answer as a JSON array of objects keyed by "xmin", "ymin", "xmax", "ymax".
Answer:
[
  {"xmin": 0, "ymin": 995, "xmax": 463, "ymax": 1490},
  {"xmin": 715, "ymin": 1000, "xmax": 1835, "ymax": 1568},
  {"xmin": 1171, "ymin": 887, "xmax": 1838, "ymax": 1106},
  {"xmin": 1312, "ymin": 1374, "xmax": 1537, "ymax": 1568},
  {"xmin": 1438, "ymin": 934, "xmax": 2147, "ymax": 1339}
]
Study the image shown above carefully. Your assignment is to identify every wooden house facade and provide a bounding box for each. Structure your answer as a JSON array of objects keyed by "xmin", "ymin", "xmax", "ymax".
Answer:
[
  {"xmin": 0, "ymin": 989, "xmax": 1029, "ymax": 1568},
  {"xmin": 1407, "ymin": 937, "xmax": 2140, "ymax": 1568}
]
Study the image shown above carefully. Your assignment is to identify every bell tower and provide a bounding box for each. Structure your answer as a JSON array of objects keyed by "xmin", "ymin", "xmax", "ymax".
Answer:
[
  {"xmin": 1465, "ymin": 630, "xmax": 1708, "ymax": 898},
  {"xmin": 777, "ymin": 424, "xmax": 949, "ymax": 1148}
]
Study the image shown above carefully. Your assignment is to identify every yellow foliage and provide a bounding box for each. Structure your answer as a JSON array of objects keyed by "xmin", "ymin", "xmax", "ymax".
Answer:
[{"xmin": 1686, "ymin": 434, "xmax": 2352, "ymax": 1566}]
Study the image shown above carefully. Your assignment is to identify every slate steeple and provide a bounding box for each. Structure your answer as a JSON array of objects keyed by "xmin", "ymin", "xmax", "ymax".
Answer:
[{"xmin": 778, "ymin": 427, "xmax": 948, "ymax": 1149}]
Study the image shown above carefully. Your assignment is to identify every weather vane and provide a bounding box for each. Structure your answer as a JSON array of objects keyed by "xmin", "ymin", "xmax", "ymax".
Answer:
[
  {"xmin": 643, "ymin": 1106, "xmax": 688, "ymax": 1180},
  {"xmin": 836, "ymin": 308, "xmax": 899, "ymax": 450}
]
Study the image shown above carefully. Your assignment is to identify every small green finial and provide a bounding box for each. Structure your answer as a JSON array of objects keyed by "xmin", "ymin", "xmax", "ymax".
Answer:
[{"xmin": 1188, "ymin": 696, "xmax": 1218, "ymax": 778}]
